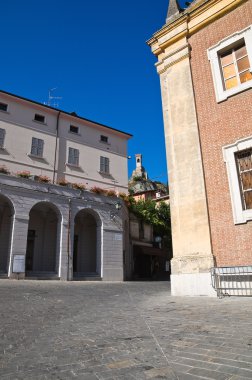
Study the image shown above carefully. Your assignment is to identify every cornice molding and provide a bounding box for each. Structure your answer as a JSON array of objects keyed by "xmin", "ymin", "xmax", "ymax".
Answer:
[{"xmin": 148, "ymin": 0, "xmax": 248, "ymax": 55}]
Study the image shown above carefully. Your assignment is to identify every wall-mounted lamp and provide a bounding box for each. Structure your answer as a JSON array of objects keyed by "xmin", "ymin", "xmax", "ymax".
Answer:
[{"xmin": 110, "ymin": 201, "xmax": 122, "ymax": 220}]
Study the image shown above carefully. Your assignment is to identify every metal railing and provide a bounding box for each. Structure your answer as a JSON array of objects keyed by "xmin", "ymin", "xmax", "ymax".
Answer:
[{"xmin": 211, "ymin": 266, "xmax": 252, "ymax": 298}]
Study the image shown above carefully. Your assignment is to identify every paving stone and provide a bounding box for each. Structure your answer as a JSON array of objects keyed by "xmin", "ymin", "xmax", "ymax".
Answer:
[{"xmin": 0, "ymin": 281, "xmax": 252, "ymax": 380}]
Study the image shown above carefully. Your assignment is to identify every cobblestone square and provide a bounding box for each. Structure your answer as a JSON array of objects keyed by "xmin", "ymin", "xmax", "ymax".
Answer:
[{"xmin": 0, "ymin": 281, "xmax": 252, "ymax": 379}]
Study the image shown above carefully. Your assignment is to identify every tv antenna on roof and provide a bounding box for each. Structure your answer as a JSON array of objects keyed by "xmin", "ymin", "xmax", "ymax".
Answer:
[{"xmin": 44, "ymin": 87, "xmax": 62, "ymax": 108}]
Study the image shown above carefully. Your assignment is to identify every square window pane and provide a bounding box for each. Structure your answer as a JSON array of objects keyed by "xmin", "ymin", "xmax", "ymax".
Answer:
[
  {"xmin": 237, "ymin": 152, "xmax": 252, "ymax": 171},
  {"xmin": 223, "ymin": 64, "xmax": 236, "ymax": 79},
  {"xmin": 225, "ymin": 76, "xmax": 238, "ymax": 90},
  {"xmin": 237, "ymin": 56, "xmax": 250, "ymax": 72},
  {"xmin": 220, "ymin": 51, "xmax": 233, "ymax": 66},
  {"xmin": 241, "ymin": 171, "xmax": 252, "ymax": 190},
  {"xmin": 244, "ymin": 191, "xmax": 252, "ymax": 209},
  {"xmin": 240, "ymin": 70, "xmax": 252, "ymax": 84},
  {"xmin": 235, "ymin": 44, "xmax": 247, "ymax": 60}
]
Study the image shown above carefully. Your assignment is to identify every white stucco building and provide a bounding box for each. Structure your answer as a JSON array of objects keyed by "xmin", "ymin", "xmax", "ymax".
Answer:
[{"xmin": 0, "ymin": 90, "xmax": 131, "ymax": 281}]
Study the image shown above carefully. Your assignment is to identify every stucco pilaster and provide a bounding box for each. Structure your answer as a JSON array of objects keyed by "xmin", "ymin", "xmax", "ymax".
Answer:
[
  {"xmin": 152, "ymin": 35, "xmax": 214, "ymax": 295},
  {"xmin": 8, "ymin": 214, "xmax": 29, "ymax": 279}
]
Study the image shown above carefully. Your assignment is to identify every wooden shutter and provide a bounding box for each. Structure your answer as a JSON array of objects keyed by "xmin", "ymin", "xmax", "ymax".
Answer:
[
  {"xmin": 105, "ymin": 157, "xmax": 109, "ymax": 173},
  {"xmin": 100, "ymin": 156, "xmax": 105, "ymax": 172},
  {"xmin": 31, "ymin": 137, "xmax": 38, "ymax": 155},
  {"xmin": 37, "ymin": 139, "xmax": 44, "ymax": 157},
  {"xmin": 68, "ymin": 148, "xmax": 74, "ymax": 164},
  {"xmin": 74, "ymin": 149, "xmax": 79, "ymax": 165},
  {"xmin": 236, "ymin": 150, "xmax": 252, "ymax": 210},
  {"xmin": 0, "ymin": 128, "xmax": 5, "ymax": 148}
]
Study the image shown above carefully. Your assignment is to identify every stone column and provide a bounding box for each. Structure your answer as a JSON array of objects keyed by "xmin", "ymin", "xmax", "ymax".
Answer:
[
  {"xmin": 154, "ymin": 36, "xmax": 215, "ymax": 295},
  {"xmin": 8, "ymin": 214, "xmax": 29, "ymax": 279}
]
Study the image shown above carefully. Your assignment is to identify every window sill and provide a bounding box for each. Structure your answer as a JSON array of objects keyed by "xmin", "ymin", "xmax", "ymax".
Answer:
[
  {"xmin": 217, "ymin": 80, "xmax": 252, "ymax": 103},
  {"xmin": 0, "ymin": 110, "xmax": 9, "ymax": 114},
  {"xmin": 99, "ymin": 141, "xmax": 111, "ymax": 145},
  {"xmin": 69, "ymin": 131, "xmax": 81, "ymax": 136},
  {"xmin": 66, "ymin": 162, "xmax": 80, "ymax": 168},
  {"xmin": 27, "ymin": 153, "xmax": 46, "ymax": 161},
  {"xmin": 32, "ymin": 120, "xmax": 47, "ymax": 125}
]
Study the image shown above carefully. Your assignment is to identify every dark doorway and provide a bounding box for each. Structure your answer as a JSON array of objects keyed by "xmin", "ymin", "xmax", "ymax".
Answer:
[
  {"xmin": 73, "ymin": 210, "xmax": 100, "ymax": 277},
  {"xmin": 26, "ymin": 202, "xmax": 59, "ymax": 276}
]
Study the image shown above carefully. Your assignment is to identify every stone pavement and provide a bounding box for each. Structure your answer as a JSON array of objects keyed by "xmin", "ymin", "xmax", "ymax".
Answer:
[{"xmin": 0, "ymin": 281, "xmax": 252, "ymax": 380}]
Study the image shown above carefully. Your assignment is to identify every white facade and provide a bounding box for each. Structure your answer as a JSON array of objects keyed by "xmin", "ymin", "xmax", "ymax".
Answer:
[
  {"xmin": 0, "ymin": 90, "xmax": 131, "ymax": 281},
  {"xmin": 0, "ymin": 90, "xmax": 131, "ymax": 193}
]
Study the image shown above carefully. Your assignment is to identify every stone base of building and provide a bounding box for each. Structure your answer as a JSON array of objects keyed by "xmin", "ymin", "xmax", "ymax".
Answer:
[{"xmin": 171, "ymin": 272, "xmax": 216, "ymax": 296}]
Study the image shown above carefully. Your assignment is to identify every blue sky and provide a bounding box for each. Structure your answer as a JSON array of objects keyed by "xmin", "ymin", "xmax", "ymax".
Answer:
[{"xmin": 1, "ymin": 0, "xmax": 172, "ymax": 183}]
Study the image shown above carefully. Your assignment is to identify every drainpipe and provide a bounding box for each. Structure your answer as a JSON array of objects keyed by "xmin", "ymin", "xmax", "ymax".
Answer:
[{"xmin": 53, "ymin": 111, "xmax": 61, "ymax": 184}]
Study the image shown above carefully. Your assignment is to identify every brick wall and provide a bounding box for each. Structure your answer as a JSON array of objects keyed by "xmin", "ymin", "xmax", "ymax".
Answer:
[{"xmin": 189, "ymin": 1, "xmax": 252, "ymax": 266}]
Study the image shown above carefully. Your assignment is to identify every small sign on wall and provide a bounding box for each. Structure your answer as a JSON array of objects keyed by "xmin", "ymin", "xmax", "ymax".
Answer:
[
  {"xmin": 13, "ymin": 255, "xmax": 25, "ymax": 273},
  {"xmin": 114, "ymin": 234, "xmax": 122, "ymax": 241}
]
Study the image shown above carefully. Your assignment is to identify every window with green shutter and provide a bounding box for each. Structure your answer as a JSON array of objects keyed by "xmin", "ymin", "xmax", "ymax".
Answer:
[
  {"xmin": 0, "ymin": 128, "xmax": 5, "ymax": 148},
  {"xmin": 31, "ymin": 137, "xmax": 44, "ymax": 157},
  {"xmin": 68, "ymin": 147, "xmax": 79, "ymax": 166},
  {"xmin": 100, "ymin": 156, "xmax": 109, "ymax": 174}
]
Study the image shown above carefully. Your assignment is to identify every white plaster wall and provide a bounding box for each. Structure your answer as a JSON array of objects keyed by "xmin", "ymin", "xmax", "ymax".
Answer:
[
  {"xmin": 57, "ymin": 115, "xmax": 129, "ymax": 192},
  {"xmin": 0, "ymin": 93, "xmax": 129, "ymax": 193}
]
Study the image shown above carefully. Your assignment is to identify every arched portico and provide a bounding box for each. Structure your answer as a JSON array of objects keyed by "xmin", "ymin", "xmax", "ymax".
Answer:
[
  {"xmin": 26, "ymin": 202, "xmax": 61, "ymax": 277},
  {"xmin": 0, "ymin": 195, "xmax": 14, "ymax": 275},
  {"xmin": 73, "ymin": 209, "xmax": 102, "ymax": 278}
]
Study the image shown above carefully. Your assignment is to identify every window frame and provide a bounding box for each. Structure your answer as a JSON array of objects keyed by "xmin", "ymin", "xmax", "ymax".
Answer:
[
  {"xmin": 100, "ymin": 156, "xmax": 110, "ymax": 174},
  {"xmin": 0, "ymin": 102, "xmax": 8, "ymax": 112},
  {"xmin": 100, "ymin": 135, "xmax": 108, "ymax": 143},
  {"xmin": 68, "ymin": 147, "xmax": 79, "ymax": 166},
  {"xmin": 0, "ymin": 128, "xmax": 6, "ymax": 148},
  {"xmin": 208, "ymin": 25, "xmax": 252, "ymax": 102},
  {"xmin": 30, "ymin": 137, "xmax": 44, "ymax": 157},
  {"xmin": 69, "ymin": 125, "xmax": 79, "ymax": 134},
  {"xmin": 34, "ymin": 113, "xmax": 46, "ymax": 124},
  {"xmin": 223, "ymin": 136, "xmax": 252, "ymax": 224}
]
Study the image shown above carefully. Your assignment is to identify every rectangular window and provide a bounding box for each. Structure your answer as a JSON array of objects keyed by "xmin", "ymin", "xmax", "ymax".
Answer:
[
  {"xmin": 31, "ymin": 137, "xmax": 44, "ymax": 157},
  {"xmin": 68, "ymin": 147, "xmax": 79, "ymax": 166},
  {"xmin": 100, "ymin": 135, "xmax": 108, "ymax": 143},
  {"xmin": 220, "ymin": 42, "xmax": 252, "ymax": 91},
  {"xmin": 100, "ymin": 156, "xmax": 109, "ymax": 173},
  {"xmin": 34, "ymin": 114, "xmax": 45, "ymax": 123},
  {"xmin": 70, "ymin": 125, "xmax": 79, "ymax": 134},
  {"xmin": 0, "ymin": 102, "xmax": 8, "ymax": 112},
  {"xmin": 208, "ymin": 25, "xmax": 252, "ymax": 102},
  {"xmin": 0, "ymin": 128, "xmax": 6, "ymax": 148},
  {"xmin": 236, "ymin": 149, "xmax": 252, "ymax": 210}
]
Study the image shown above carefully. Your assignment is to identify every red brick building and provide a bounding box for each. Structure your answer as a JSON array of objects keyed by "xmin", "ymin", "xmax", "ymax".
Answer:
[{"xmin": 148, "ymin": 0, "xmax": 252, "ymax": 295}]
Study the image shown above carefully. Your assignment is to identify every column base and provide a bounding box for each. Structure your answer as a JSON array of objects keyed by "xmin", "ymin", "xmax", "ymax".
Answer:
[{"xmin": 171, "ymin": 272, "xmax": 216, "ymax": 296}]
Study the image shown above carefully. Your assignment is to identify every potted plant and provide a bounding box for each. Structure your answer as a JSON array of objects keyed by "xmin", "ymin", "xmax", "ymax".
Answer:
[
  {"xmin": 36, "ymin": 175, "xmax": 51, "ymax": 183},
  {"xmin": 90, "ymin": 186, "xmax": 106, "ymax": 195},
  {"xmin": 57, "ymin": 178, "xmax": 69, "ymax": 187},
  {"xmin": 0, "ymin": 165, "xmax": 10, "ymax": 175},
  {"xmin": 72, "ymin": 183, "xmax": 86, "ymax": 191},
  {"xmin": 106, "ymin": 189, "xmax": 117, "ymax": 197},
  {"xmin": 17, "ymin": 170, "xmax": 31, "ymax": 179}
]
